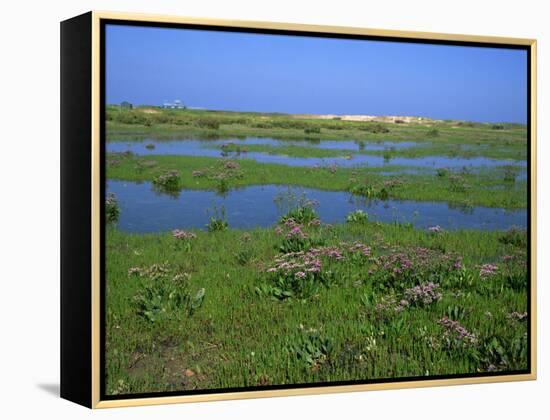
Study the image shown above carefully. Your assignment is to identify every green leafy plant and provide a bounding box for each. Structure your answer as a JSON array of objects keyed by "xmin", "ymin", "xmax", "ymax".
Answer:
[
  {"xmin": 279, "ymin": 206, "xmax": 318, "ymax": 225},
  {"xmin": 498, "ymin": 227, "xmax": 527, "ymax": 248},
  {"xmin": 134, "ymin": 274, "xmax": 206, "ymax": 322},
  {"xmin": 152, "ymin": 170, "xmax": 180, "ymax": 191},
  {"xmin": 346, "ymin": 209, "xmax": 369, "ymax": 224},
  {"xmin": 285, "ymin": 326, "xmax": 333, "ymax": 369},
  {"xmin": 206, "ymin": 206, "xmax": 229, "ymax": 232},
  {"xmin": 105, "ymin": 193, "xmax": 120, "ymax": 223}
]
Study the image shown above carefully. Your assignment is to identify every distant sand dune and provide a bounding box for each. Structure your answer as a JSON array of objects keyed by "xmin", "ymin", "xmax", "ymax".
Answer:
[{"xmin": 292, "ymin": 114, "xmax": 441, "ymax": 125}]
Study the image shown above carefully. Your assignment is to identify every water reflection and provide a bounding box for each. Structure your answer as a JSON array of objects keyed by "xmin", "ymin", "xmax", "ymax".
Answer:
[
  {"xmin": 107, "ymin": 138, "xmax": 526, "ymax": 169},
  {"xmin": 107, "ymin": 180, "xmax": 526, "ymax": 233}
]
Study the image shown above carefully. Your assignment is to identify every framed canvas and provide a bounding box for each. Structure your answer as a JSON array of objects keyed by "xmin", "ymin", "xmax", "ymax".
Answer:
[{"xmin": 60, "ymin": 11, "xmax": 537, "ymax": 409}]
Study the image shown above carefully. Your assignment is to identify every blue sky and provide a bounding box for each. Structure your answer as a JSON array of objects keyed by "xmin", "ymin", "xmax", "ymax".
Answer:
[{"xmin": 106, "ymin": 24, "xmax": 527, "ymax": 123}]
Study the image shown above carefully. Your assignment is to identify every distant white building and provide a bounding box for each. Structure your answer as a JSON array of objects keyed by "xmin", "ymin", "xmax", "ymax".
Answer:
[{"xmin": 162, "ymin": 99, "xmax": 185, "ymax": 109}]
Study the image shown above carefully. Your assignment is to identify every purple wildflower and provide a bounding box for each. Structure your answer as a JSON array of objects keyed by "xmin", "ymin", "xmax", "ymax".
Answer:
[
  {"xmin": 286, "ymin": 226, "xmax": 307, "ymax": 239},
  {"xmin": 403, "ymin": 282, "xmax": 442, "ymax": 306},
  {"xmin": 308, "ymin": 218, "xmax": 321, "ymax": 227},
  {"xmin": 224, "ymin": 160, "xmax": 240, "ymax": 170},
  {"xmin": 507, "ymin": 311, "xmax": 528, "ymax": 322},
  {"xmin": 479, "ymin": 263, "xmax": 498, "ymax": 278},
  {"xmin": 438, "ymin": 317, "xmax": 477, "ymax": 345},
  {"xmin": 428, "ymin": 225, "xmax": 443, "ymax": 234},
  {"xmin": 172, "ymin": 229, "xmax": 197, "ymax": 240}
]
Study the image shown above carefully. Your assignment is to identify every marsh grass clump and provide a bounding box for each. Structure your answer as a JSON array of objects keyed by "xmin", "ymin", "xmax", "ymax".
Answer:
[
  {"xmin": 355, "ymin": 140, "xmax": 366, "ymax": 150},
  {"xmin": 190, "ymin": 159, "xmax": 244, "ymax": 193},
  {"xmin": 359, "ymin": 122, "xmax": 390, "ymax": 134},
  {"xmin": 152, "ymin": 170, "xmax": 180, "ymax": 191},
  {"xmin": 349, "ymin": 178, "xmax": 392, "ymax": 200},
  {"xmin": 220, "ymin": 142, "xmax": 248, "ymax": 156},
  {"xmin": 134, "ymin": 159, "xmax": 157, "ymax": 173},
  {"xmin": 261, "ymin": 249, "xmax": 330, "ymax": 299},
  {"xmin": 207, "ymin": 217, "xmax": 228, "ymax": 232},
  {"xmin": 280, "ymin": 206, "xmax": 318, "ymax": 225},
  {"xmin": 448, "ymin": 174, "xmax": 469, "ymax": 193},
  {"xmin": 478, "ymin": 334, "xmax": 528, "ymax": 372},
  {"xmin": 346, "ymin": 210, "xmax": 369, "ymax": 224},
  {"xmin": 304, "ymin": 126, "xmax": 321, "ymax": 135},
  {"xmin": 172, "ymin": 229, "xmax": 197, "ymax": 252},
  {"xmin": 195, "ymin": 117, "xmax": 221, "ymax": 130},
  {"xmin": 438, "ymin": 317, "xmax": 478, "ymax": 350},
  {"xmin": 503, "ymin": 165, "xmax": 519, "ymax": 183},
  {"xmin": 131, "ymin": 264, "xmax": 205, "ymax": 322},
  {"xmin": 498, "ymin": 227, "xmax": 527, "ymax": 248},
  {"xmin": 368, "ymin": 246, "xmax": 463, "ymax": 291},
  {"xmin": 277, "ymin": 219, "xmax": 320, "ymax": 253},
  {"xmin": 437, "ymin": 168, "xmax": 450, "ymax": 178},
  {"xmin": 206, "ymin": 206, "xmax": 229, "ymax": 232},
  {"xmin": 426, "ymin": 128, "xmax": 440, "ymax": 137},
  {"xmin": 275, "ymin": 189, "xmax": 320, "ymax": 225},
  {"xmin": 382, "ymin": 149, "xmax": 393, "ymax": 162},
  {"xmin": 105, "ymin": 193, "xmax": 120, "ymax": 223},
  {"xmin": 284, "ymin": 326, "xmax": 333, "ymax": 369}
]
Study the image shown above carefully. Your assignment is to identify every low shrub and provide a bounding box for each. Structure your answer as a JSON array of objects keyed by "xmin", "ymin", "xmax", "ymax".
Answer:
[
  {"xmin": 152, "ymin": 170, "xmax": 180, "ymax": 191},
  {"xmin": 346, "ymin": 210, "xmax": 369, "ymax": 224},
  {"xmin": 105, "ymin": 193, "xmax": 120, "ymax": 223}
]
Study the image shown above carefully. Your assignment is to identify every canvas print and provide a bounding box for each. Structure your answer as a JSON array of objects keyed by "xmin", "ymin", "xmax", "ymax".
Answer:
[{"xmin": 103, "ymin": 23, "xmax": 530, "ymax": 396}]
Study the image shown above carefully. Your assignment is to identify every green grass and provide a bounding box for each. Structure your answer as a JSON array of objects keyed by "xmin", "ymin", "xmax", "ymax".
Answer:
[
  {"xmin": 107, "ymin": 153, "xmax": 527, "ymax": 209},
  {"xmin": 105, "ymin": 221, "xmax": 528, "ymax": 395},
  {"xmin": 104, "ymin": 106, "xmax": 529, "ymax": 396},
  {"xmin": 204, "ymin": 141, "xmax": 525, "ymax": 161},
  {"xmin": 106, "ymin": 106, "xmax": 527, "ymax": 160}
]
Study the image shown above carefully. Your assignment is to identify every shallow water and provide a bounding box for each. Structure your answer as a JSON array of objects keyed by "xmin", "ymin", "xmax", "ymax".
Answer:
[
  {"xmin": 107, "ymin": 180, "xmax": 526, "ymax": 233},
  {"xmin": 107, "ymin": 138, "xmax": 525, "ymax": 169}
]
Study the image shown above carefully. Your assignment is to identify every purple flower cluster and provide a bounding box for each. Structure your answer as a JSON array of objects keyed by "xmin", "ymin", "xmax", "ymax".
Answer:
[
  {"xmin": 308, "ymin": 218, "xmax": 321, "ymax": 227},
  {"xmin": 383, "ymin": 178, "xmax": 403, "ymax": 189},
  {"xmin": 223, "ymin": 160, "xmax": 240, "ymax": 170},
  {"xmin": 106, "ymin": 193, "xmax": 117, "ymax": 206},
  {"xmin": 453, "ymin": 257, "xmax": 463, "ymax": 270},
  {"xmin": 479, "ymin": 263, "xmax": 498, "ymax": 278},
  {"xmin": 153, "ymin": 170, "xmax": 180, "ymax": 189},
  {"xmin": 377, "ymin": 282, "xmax": 442, "ymax": 313},
  {"xmin": 403, "ymin": 282, "xmax": 442, "ymax": 306},
  {"xmin": 377, "ymin": 251, "xmax": 413, "ymax": 275},
  {"xmin": 172, "ymin": 229, "xmax": 197, "ymax": 240},
  {"xmin": 346, "ymin": 242, "xmax": 372, "ymax": 256},
  {"xmin": 266, "ymin": 251, "xmax": 322, "ymax": 276},
  {"xmin": 428, "ymin": 225, "xmax": 443, "ymax": 234},
  {"xmin": 286, "ymin": 225, "xmax": 307, "ymax": 240},
  {"xmin": 507, "ymin": 311, "xmax": 528, "ymax": 322},
  {"xmin": 438, "ymin": 317, "xmax": 477, "ymax": 345},
  {"xmin": 309, "ymin": 246, "xmax": 344, "ymax": 261},
  {"xmin": 127, "ymin": 262, "xmax": 171, "ymax": 280},
  {"xmin": 372, "ymin": 247, "xmax": 462, "ymax": 280}
]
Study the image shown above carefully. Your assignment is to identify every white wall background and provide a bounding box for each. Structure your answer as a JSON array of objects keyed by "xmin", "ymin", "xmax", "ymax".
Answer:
[{"xmin": 1, "ymin": 0, "xmax": 547, "ymax": 418}]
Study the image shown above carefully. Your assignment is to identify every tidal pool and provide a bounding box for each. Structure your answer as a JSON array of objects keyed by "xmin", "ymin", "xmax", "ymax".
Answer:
[
  {"xmin": 107, "ymin": 138, "xmax": 525, "ymax": 169},
  {"xmin": 107, "ymin": 180, "xmax": 526, "ymax": 233}
]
